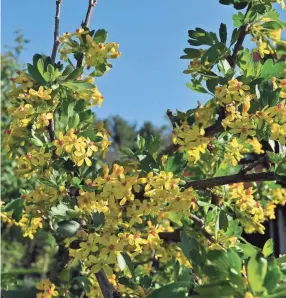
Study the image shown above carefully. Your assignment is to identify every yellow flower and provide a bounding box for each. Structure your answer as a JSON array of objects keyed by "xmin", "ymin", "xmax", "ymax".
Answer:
[
  {"xmin": 17, "ymin": 214, "xmax": 43, "ymax": 239},
  {"xmin": 36, "ymin": 279, "xmax": 58, "ymax": 298},
  {"xmin": 29, "ymin": 86, "xmax": 52, "ymax": 100},
  {"xmin": 53, "ymin": 132, "xmax": 66, "ymax": 156},
  {"xmin": 270, "ymin": 123, "xmax": 286, "ymax": 144},
  {"xmin": 227, "ymin": 116, "xmax": 256, "ymax": 140},
  {"xmin": 247, "ymin": 138, "xmax": 264, "ymax": 155},
  {"xmin": 35, "ymin": 113, "xmax": 53, "ymax": 129},
  {"xmin": 224, "ymin": 138, "xmax": 247, "ymax": 166},
  {"xmin": 13, "ymin": 71, "xmax": 34, "ymax": 90}
]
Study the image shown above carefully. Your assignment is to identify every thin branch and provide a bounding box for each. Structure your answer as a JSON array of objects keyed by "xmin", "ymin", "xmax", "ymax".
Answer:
[
  {"xmin": 49, "ymin": 0, "xmax": 63, "ymax": 142},
  {"xmin": 84, "ymin": 0, "xmax": 97, "ymax": 28},
  {"xmin": 239, "ymin": 155, "xmax": 268, "ymax": 175},
  {"xmin": 190, "ymin": 214, "xmax": 216, "ymax": 243},
  {"xmin": 95, "ymin": 269, "xmax": 121, "ymax": 298},
  {"xmin": 76, "ymin": 0, "xmax": 98, "ymax": 68},
  {"xmin": 228, "ymin": 4, "xmax": 252, "ymax": 68},
  {"xmin": 158, "ymin": 215, "xmax": 222, "ymax": 247},
  {"xmin": 51, "ymin": 0, "xmax": 62, "ymax": 64},
  {"xmin": 185, "ymin": 172, "xmax": 275, "ymax": 190},
  {"xmin": 48, "ymin": 119, "xmax": 56, "ymax": 142}
]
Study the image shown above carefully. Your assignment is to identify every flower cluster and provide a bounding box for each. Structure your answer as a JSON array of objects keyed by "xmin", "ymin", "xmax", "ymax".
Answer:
[
  {"xmin": 173, "ymin": 121, "xmax": 210, "ymax": 163},
  {"xmin": 250, "ymin": 17, "xmax": 285, "ymax": 58},
  {"xmin": 215, "ymin": 79, "xmax": 255, "ymax": 109},
  {"xmin": 36, "ymin": 279, "xmax": 58, "ymax": 298},
  {"xmin": 59, "ymin": 29, "xmax": 121, "ymax": 69},
  {"xmin": 53, "ymin": 128, "xmax": 110, "ymax": 166}
]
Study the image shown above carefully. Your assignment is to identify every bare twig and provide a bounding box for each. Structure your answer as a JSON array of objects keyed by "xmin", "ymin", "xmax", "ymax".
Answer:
[
  {"xmin": 51, "ymin": 0, "xmax": 62, "ymax": 64},
  {"xmin": 190, "ymin": 214, "xmax": 216, "ymax": 243},
  {"xmin": 185, "ymin": 172, "xmax": 275, "ymax": 190},
  {"xmin": 95, "ymin": 269, "xmax": 121, "ymax": 298},
  {"xmin": 49, "ymin": 0, "xmax": 63, "ymax": 142},
  {"xmin": 84, "ymin": 0, "xmax": 97, "ymax": 28},
  {"xmin": 76, "ymin": 0, "xmax": 98, "ymax": 68},
  {"xmin": 239, "ymin": 155, "xmax": 267, "ymax": 175},
  {"xmin": 158, "ymin": 215, "xmax": 222, "ymax": 247}
]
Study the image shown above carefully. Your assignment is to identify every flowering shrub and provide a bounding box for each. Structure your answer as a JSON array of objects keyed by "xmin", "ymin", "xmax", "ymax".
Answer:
[{"xmin": 1, "ymin": 0, "xmax": 286, "ymax": 297}]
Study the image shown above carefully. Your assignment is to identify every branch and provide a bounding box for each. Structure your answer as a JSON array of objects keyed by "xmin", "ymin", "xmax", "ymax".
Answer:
[
  {"xmin": 76, "ymin": 0, "xmax": 97, "ymax": 68},
  {"xmin": 227, "ymin": 3, "xmax": 252, "ymax": 68},
  {"xmin": 185, "ymin": 172, "xmax": 275, "ymax": 190},
  {"xmin": 95, "ymin": 269, "xmax": 121, "ymax": 298},
  {"xmin": 49, "ymin": 0, "xmax": 63, "ymax": 142},
  {"xmin": 84, "ymin": 0, "xmax": 97, "ymax": 28},
  {"xmin": 48, "ymin": 119, "xmax": 56, "ymax": 142},
  {"xmin": 190, "ymin": 214, "xmax": 216, "ymax": 244},
  {"xmin": 239, "ymin": 155, "xmax": 268, "ymax": 175},
  {"xmin": 51, "ymin": 0, "xmax": 62, "ymax": 64},
  {"xmin": 158, "ymin": 215, "xmax": 220, "ymax": 246}
]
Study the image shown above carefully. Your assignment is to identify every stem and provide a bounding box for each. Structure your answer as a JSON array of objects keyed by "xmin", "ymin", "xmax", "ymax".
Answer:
[
  {"xmin": 185, "ymin": 172, "xmax": 275, "ymax": 190},
  {"xmin": 49, "ymin": 0, "xmax": 63, "ymax": 142},
  {"xmin": 84, "ymin": 0, "xmax": 97, "ymax": 28},
  {"xmin": 95, "ymin": 269, "xmax": 121, "ymax": 298},
  {"xmin": 51, "ymin": 0, "xmax": 62, "ymax": 64},
  {"xmin": 239, "ymin": 155, "xmax": 267, "ymax": 175},
  {"xmin": 76, "ymin": 0, "xmax": 98, "ymax": 68},
  {"xmin": 228, "ymin": 23, "xmax": 249, "ymax": 68},
  {"xmin": 48, "ymin": 119, "xmax": 56, "ymax": 142}
]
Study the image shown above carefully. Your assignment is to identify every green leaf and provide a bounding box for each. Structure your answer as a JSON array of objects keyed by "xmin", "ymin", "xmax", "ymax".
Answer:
[
  {"xmin": 262, "ymin": 21, "xmax": 283, "ymax": 30},
  {"xmin": 92, "ymin": 211, "xmax": 105, "ymax": 230},
  {"xmin": 62, "ymin": 64, "xmax": 74, "ymax": 76},
  {"xmin": 72, "ymin": 177, "xmax": 81, "ymax": 187},
  {"xmin": 195, "ymin": 280, "xmax": 237, "ymax": 297},
  {"xmin": 219, "ymin": 210, "xmax": 229, "ymax": 231},
  {"xmin": 180, "ymin": 231, "xmax": 206, "ymax": 267},
  {"xmin": 79, "ymin": 130, "xmax": 103, "ymax": 142},
  {"xmin": 232, "ymin": 12, "xmax": 244, "ymax": 27},
  {"xmin": 269, "ymin": 284, "xmax": 286, "ymax": 298},
  {"xmin": 264, "ymin": 258, "xmax": 282, "ymax": 293},
  {"xmin": 262, "ymin": 239, "xmax": 274, "ymax": 258},
  {"xmin": 121, "ymin": 147, "xmax": 135, "ymax": 157},
  {"xmin": 117, "ymin": 277, "xmax": 138, "ymax": 290},
  {"xmin": 186, "ymin": 82, "xmax": 208, "ymax": 93},
  {"xmin": 4, "ymin": 198, "xmax": 25, "ymax": 222},
  {"xmin": 258, "ymin": 80, "xmax": 280, "ymax": 107},
  {"xmin": 188, "ymin": 28, "xmax": 217, "ymax": 46},
  {"xmin": 181, "ymin": 48, "xmax": 201, "ymax": 59},
  {"xmin": 261, "ymin": 60, "xmax": 286, "ymax": 79},
  {"xmin": 174, "ymin": 260, "xmax": 180, "ymax": 282},
  {"xmin": 207, "ymin": 249, "xmax": 241, "ymax": 277},
  {"xmin": 239, "ymin": 243, "xmax": 259, "ymax": 258},
  {"xmin": 201, "ymin": 42, "xmax": 228, "ymax": 64},
  {"xmin": 137, "ymin": 135, "xmax": 146, "ymax": 150},
  {"xmin": 72, "ymin": 276, "xmax": 92, "ymax": 292},
  {"xmin": 92, "ymin": 63, "xmax": 108, "ymax": 77},
  {"xmin": 29, "ymin": 138, "xmax": 44, "ymax": 147},
  {"xmin": 206, "ymin": 79, "xmax": 219, "ymax": 94},
  {"xmin": 93, "ymin": 29, "xmax": 108, "ymax": 44},
  {"xmin": 64, "ymin": 67, "xmax": 84, "ymax": 81},
  {"xmin": 62, "ymin": 81, "xmax": 94, "ymax": 92},
  {"xmin": 118, "ymin": 252, "xmax": 136, "ymax": 280},
  {"xmin": 68, "ymin": 114, "xmax": 80, "ymax": 129},
  {"xmin": 165, "ymin": 153, "xmax": 187, "ymax": 175},
  {"xmin": 140, "ymin": 275, "xmax": 152, "ymax": 290},
  {"xmin": 27, "ymin": 63, "xmax": 46, "ymax": 85},
  {"xmin": 219, "ymin": 23, "xmax": 227, "ymax": 43},
  {"xmin": 56, "ymin": 220, "xmax": 80, "ymax": 238},
  {"xmin": 36, "ymin": 58, "xmax": 45, "ymax": 77},
  {"xmin": 247, "ymin": 254, "xmax": 268, "ymax": 294},
  {"xmin": 147, "ymin": 282, "xmax": 187, "ymax": 298}
]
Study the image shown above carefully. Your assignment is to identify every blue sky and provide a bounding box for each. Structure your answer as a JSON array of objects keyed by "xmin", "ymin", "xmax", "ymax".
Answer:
[{"xmin": 1, "ymin": 0, "xmax": 250, "ymax": 127}]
